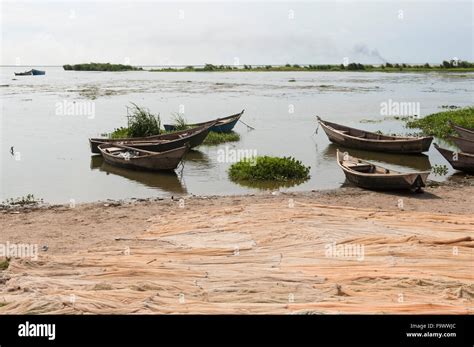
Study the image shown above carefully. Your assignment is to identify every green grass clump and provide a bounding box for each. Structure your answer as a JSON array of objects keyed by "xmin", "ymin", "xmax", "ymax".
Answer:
[
  {"xmin": 110, "ymin": 127, "xmax": 129, "ymax": 139},
  {"xmin": 229, "ymin": 156, "xmax": 310, "ymax": 181},
  {"xmin": 0, "ymin": 259, "xmax": 9, "ymax": 271},
  {"xmin": 431, "ymin": 165, "xmax": 449, "ymax": 176},
  {"xmin": 202, "ymin": 131, "xmax": 240, "ymax": 145},
  {"xmin": 2, "ymin": 194, "xmax": 43, "ymax": 207},
  {"xmin": 126, "ymin": 103, "xmax": 161, "ymax": 137},
  {"xmin": 170, "ymin": 113, "xmax": 189, "ymax": 131},
  {"xmin": 405, "ymin": 107, "xmax": 474, "ymax": 139},
  {"xmin": 63, "ymin": 63, "xmax": 143, "ymax": 71}
]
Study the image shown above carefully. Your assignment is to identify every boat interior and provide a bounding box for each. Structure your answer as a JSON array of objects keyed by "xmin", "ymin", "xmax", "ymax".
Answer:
[
  {"xmin": 344, "ymin": 160, "xmax": 391, "ymax": 174},
  {"xmin": 103, "ymin": 147, "xmax": 143, "ymax": 158}
]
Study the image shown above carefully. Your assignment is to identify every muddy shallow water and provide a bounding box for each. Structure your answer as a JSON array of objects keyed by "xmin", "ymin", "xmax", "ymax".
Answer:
[{"xmin": 1, "ymin": 67, "xmax": 473, "ymax": 203}]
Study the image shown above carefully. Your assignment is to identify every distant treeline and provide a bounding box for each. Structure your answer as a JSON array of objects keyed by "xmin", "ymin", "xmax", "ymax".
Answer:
[
  {"xmin": 63, "ymin": 60, "xmax": 474, "ymax": 72},
  {"xmin": 63, "ymin": 63, "xmax": 143, "ymax": 71},
  {"xmin": 151, "ymin": 60, "xmax": 474, "ymax": 72}
]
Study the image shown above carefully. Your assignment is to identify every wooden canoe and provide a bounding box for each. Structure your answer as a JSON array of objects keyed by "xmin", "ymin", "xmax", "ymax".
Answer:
[
  {"xmin": 448, "ymin": 136, "xmax": 474, "ymax": 154},
  {"xmin": 434, "ymin": 143, "xmax": 474, "ymax": 174},
  {"xmin": 336, "ymin": 149, "xmax": 430, "ymax": 191},
  {"xmin": 89, "ymin": 121, "xmax": 215, "ymax": 154},
  {"xmin": 163, "ymin": 110, "xmax": 244, "ymax": 133},
  {"xmin": 449, "ymin": 121, "xmax": 474, "ymax": 141},
  {"xmin": 318, "ymin": 117, "xmax": 433, "ymax": 153},
  {"xmin": 98, "ymin": 144, "xmax": 188, "ymax": 171}
]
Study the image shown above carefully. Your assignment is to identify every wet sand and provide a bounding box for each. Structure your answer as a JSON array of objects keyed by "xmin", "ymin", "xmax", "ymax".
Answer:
[{"xmin": 0, "ymin": 185, "xmax": 473, "ymax": 314}]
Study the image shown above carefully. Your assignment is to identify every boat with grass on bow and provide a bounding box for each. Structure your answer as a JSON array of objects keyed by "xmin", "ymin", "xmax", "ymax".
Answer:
[{"xmin": 89, "ymin": 121, "xmax": 215, "ymax": 154}]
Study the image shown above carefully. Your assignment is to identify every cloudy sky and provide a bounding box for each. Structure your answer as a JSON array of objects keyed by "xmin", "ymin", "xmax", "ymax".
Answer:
[{"xmin": 1, "ymin": 0, "xmax": 472, "ymax": 66}]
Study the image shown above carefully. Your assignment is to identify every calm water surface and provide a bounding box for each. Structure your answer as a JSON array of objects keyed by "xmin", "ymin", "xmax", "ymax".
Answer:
[{"xmin": 1, "ymin": 67, "xmax": 473, "ymax": 203}]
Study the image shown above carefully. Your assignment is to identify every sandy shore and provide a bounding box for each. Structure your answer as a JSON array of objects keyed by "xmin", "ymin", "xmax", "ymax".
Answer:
[{"xmin": 0, "ymin": 185, "xmax": 473, "ymax": 314}]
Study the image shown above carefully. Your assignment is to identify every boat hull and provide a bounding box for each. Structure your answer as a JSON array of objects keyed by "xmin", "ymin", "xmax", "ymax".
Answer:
[
  {"xmin": 342, "ymin": 171, "xmax": 428, "ymax": 190},
  {"xmin": 319, "ymin": 119, "xmax": 432, "ymax": 154},
  {"xmin": 336, "ymin": 150, "xmax": 429, "ymax": 191},
  {"xmin": 99, "ymin": 145, "xmax": 188, "ymax": 171},
  {"xmin": 449, "ymin": 136, "xmax": 474, "ymax": 154},
  {"xmin": 31, "ymin": 69, "xmax": 46, "ymax": 75},
  {"xmin": 90, "ymin": 122, "xmax": 214, "ymax": 154},
  {"xmin": 163, "ymin": 110, "xmax": 243, "ymax": 133},
  {"xmin": 14, "ymin": 71, "xmax": 32, "ymax": 76},
  {"xmin": 450, "ymin": 121, "xmax": 474, "ymax": 141},
  {"xmin": 434, "ymin": 144, "xmax": 474, "ymax": 173}
]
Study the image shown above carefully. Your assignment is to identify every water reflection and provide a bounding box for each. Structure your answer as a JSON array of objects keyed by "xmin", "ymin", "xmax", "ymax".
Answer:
[
  {"xmin": 322, "ymin": 143, "xmax": 432, "ymax": 171},
  {"xmin": 90, "ymin": 156, "xmax": 187, "ymax": 194},
  {"xmin": 183, "ymin": 149, "xmax": 213, "ymax": 168}
]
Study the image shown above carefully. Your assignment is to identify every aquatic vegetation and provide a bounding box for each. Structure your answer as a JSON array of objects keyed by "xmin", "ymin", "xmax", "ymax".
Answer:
[
  {"xmin": 202, "ymin": 131, "xmax": 240, "ymax": 145},
  {"xmin": 431, "ymin": 165, "xmax": 449, "ymax": 176},
  {"xmin": 110, "ymin": 127, "xmax": 129, "ymax": 139},
  {"xmin": 405, "ymin": 107, "xmax": 474, "ymax": 139},
  {"xmin": 126, "ymin": 103, "xmax": 161, "ymax": 137},
  {"xmin": 170, "ymin": 113, "xmax": 189, "ymax": 131},
  {"xmin": 2, "ymin": 194, "xmax": 43, "ymax": 207},
  {"xmin": 229, "ymin": 156, "xmax": 310, "ymax": 181},
  {"xmin": 0, "ymin": 259, "xmax": 9, "ymax": 271},
  {"xmin": 63, "ymin": 63, "xmax": 143, "ymax": 71}
]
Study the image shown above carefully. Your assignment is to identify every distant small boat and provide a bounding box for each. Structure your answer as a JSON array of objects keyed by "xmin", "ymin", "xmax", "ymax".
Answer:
[
  {"xmin": 448, "ymin": 136, "xmax": 474, "ymax": 154},
  {"xmin": 449, "ymin": 121, "xmax": 474, "ymax": 141},
  {"xmin": 98, "ymin": 144, "xmax": 188, "ymax": 171},
  {"xmin": 336, "ymin": 149, "xmax": 429, "ymax": 191},
  {"xmin": 318, "ymin": 117, "xmax": 433, "ymax": 154},
  {"xmin": 32, "ymin": 69, "xmax": 45, "ymax": 75},
  {"xmin": 434, "ymin": 143, "xmax": 474, "ymax": 173},
  {"xmin": 14, "ymin": 70, "xmax": 32, "ymax": 76},
  {"xmin": 163, "ymin": 110, "xmax": 244, "ymax": 133},
  {"xmin": 89, "ymin": 121, "xmax": 215, "ymax": 154}
]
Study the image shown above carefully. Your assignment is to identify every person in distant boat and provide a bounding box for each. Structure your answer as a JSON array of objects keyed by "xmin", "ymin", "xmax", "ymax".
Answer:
[{"xmin": 10, "ymin": 146, "xmax": 14, "ymax": 155}]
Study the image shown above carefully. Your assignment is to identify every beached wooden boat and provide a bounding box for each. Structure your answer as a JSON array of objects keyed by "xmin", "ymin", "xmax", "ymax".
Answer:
[
  {"xmin": 448, "ymin": 136, "xmax": 474, "ymax": 154},
  {"xmin": 163, "ymin": 110, "xmax": 244, "ymax": 133},
  {"xmin": 449, "ymin": 121, "xmax": 474, "ymax": 141},
  {"xmin": 98, "ymin": 144, "xmax": 188, "ymax": 171},
  {"xmin": 318, "ymin": 117, "xmax": 433, "ymax": 153},
  {"xmin": 336, "ymin": 149, "xmax": 430, "ymax": 191},
  {"xmin": 14, "ymin": 70, "xmax": 32, "ymax": 76},
  {"xmin": 434, "ymin": 143, "xmax": 474, "ymax": 173},
  {"xmin": 31, "ymin": 69, "xmax": 46, "ymax": 75},
  {"xmin": 89, "ymin": 121, "xmax": 215, "ymax": 154}
]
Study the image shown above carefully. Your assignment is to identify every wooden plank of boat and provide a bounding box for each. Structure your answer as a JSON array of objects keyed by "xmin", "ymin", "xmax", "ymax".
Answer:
[
  {"xmin": 448, "ymin": 136, "xmax": 474, "ymax": 154},
  {"xmin": 89, "ymin": 121, "xmax": 216, "ymax": 154},
  {"xmin": 163, "ymin": 110, "xmax": 244, "ymax": 133},
  {"xmin": 318, "ymin": 117, "xmax": 433, "ymax": 154},
  {"xmin": 98, "ymin": 143, "xmax": 188, "ymax": 171},
  {"xmin": 336, "ymin": 149, "xmax": 430, "ymax": 191},
  {"xmin": 449, "ymin": 120, "xmax": 474, "ymax": 141},
  {"xmin": 434, "ymin": 143, "xmax": 474, "ymax": 174}
]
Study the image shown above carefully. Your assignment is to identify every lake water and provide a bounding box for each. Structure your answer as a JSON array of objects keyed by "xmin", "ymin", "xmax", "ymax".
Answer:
[{"xmin": 1, "ymin": 67, "xmax": 473, "ymax": 203}]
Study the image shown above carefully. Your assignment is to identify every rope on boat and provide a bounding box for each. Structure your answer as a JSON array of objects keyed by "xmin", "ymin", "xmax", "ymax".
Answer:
[
  {"xmin": 239, "ymin": 119, "xmax": 255, "ymax": 130},
  {"xmin": 313, "ymin": 115, "xmax": 320, "ymax": 135}
]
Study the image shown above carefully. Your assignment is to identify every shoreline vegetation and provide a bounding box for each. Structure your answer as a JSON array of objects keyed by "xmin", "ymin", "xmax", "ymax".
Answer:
[
  {"xmin": 63, "ymin": 61, "xmax": 474, "ymax": 72},
  {"xmin": 405, "ymin": 106, "xmax": 474, "ymax": 139}
]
